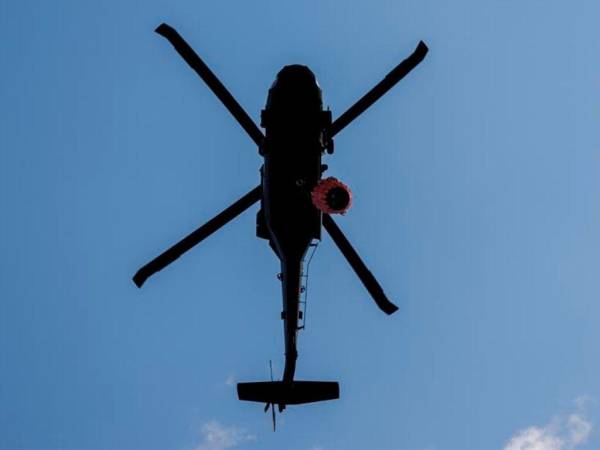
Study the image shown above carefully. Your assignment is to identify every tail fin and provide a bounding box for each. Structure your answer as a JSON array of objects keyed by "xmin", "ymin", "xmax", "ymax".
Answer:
[{"xmin": 237, "ymin": 381, "xmax": 339, "ymax": 406}]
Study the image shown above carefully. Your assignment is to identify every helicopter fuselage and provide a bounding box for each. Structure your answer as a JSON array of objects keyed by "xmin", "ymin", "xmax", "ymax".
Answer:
[{"xmin": 258, "ymin": 65, "xmax": 330, "ymax": 384}]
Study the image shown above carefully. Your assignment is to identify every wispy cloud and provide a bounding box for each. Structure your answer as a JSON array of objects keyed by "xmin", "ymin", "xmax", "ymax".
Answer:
[
  {"xmin": 194, "ymin": 421, "xmax": 255, "ymax": 450},
  {"xmin": 225, "ymin": 374, "xmax": 235, "ymax": 387},
  {"xmin": 504, "ymin": 398, "xmax": 592, "ymax": 450}
]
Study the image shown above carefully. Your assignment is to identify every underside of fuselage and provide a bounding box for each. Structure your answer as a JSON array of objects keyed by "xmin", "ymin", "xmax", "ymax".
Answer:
[{"xmin": 259, "ymin": 65, "xmax": 329, "ymax": 389}]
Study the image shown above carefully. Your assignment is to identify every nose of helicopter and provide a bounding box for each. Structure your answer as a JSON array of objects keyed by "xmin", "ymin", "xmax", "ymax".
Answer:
[
  {"xmin": 275, "ymin": 65, "xmax": 318, "ymax": 85},
  {"xmin": 266, "ymin": 65, "xmax": 322, "ymax": 111}
]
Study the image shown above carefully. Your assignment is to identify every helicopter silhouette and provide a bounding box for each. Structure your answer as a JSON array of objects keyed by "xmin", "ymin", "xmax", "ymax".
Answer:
[{"xmin": 133, "ymin": 23, "xmax": 428, "ymax": 427}]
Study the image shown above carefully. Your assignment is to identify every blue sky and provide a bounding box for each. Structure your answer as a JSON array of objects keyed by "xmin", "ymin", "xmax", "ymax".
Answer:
[{"xmin": 1, "ymin": 1, "xmax": 599, "ymax": 449}]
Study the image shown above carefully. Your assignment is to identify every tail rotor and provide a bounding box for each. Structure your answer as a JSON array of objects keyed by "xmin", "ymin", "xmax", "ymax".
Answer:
[{"xmin": 264, "ymin": 361, "xmax": 277, "ymax": 431}]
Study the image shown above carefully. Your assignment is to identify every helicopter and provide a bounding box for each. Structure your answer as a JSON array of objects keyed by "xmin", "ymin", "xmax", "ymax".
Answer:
[{"xmin": 133, "ymin": 23, "xmax": 428, "ymax": 427}]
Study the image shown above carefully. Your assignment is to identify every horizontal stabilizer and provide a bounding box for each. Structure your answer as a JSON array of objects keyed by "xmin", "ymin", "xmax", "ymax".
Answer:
[{"xmin": 237, "ymin": 381, "xmax": 339, "ymax": 405}]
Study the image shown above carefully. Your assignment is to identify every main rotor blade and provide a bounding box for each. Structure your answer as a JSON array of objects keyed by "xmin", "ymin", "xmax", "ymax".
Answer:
[
  {"xmin": 155, "ymin": 23, "xmax": 265, "ymax": 147},
  {"xmin": 330, "ymin": 41, "xmax": 428, "ymax": 138},
  {"xmin": 322, "ymin": 214, "xmax": 398, "ymax": 315},
  {"xmin": 133, "ymin": 185, "xmax": 262, "ymax": 288}
]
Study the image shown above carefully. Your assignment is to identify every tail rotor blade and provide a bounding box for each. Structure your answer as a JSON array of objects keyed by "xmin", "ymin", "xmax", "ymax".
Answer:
[
  {"xmin": 267, "ymin": 361, "xmax": 276, "ymax": 431},
  {"xmin": 330, "ymin": 41, "xmax": 428, "ymax": 138},
  {"xmin": 155, "ymin": 23, "xmax": 265, "ymax": 147},
  {"xmin": 133, "ymin": 185, "xmax": 262, "ymax": 287},
  {"xmin": 322, "ymin": 214, "xmax": 398, "ymax": 315}
]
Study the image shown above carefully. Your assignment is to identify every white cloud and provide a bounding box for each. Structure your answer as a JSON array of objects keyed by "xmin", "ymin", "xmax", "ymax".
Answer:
[
  {"xmin": 504, "ymin": 399, "xmax": 592, "ymax": 450},
  {"xmin": 194, "ymin": 421, "xmax": 255, "ymax": 450},
  {"xmin": 504, "ymin": 424, "xmax": 564, "ymax": 450},
  {"xmin": 567, "ymin": 413, "xmax": 592, "ymax": 446}
]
